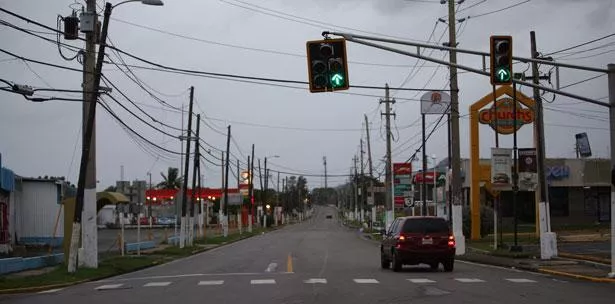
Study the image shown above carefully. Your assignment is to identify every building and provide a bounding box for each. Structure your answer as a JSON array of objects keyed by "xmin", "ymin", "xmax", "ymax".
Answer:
[
  {"xmin": 460, "ymin": 157, "xmax": 611, "ymax": 226},
  {"xmin": 0, "ymin": 163, "xmax": 15, "ymax": 254}
]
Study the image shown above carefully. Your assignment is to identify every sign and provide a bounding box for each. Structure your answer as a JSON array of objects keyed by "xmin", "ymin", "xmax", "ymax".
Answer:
[
  {"xmin": 491, "ymin": 148, "xmax": 512, "ymax": 190},
  {"xmin": 547, "ymin": 165, "xmax": 570, "ymax": 180},
  {"xmin": 222, "ymin": 193, "xmax": 243, "ymax": 206},
  {"xmin": 575, "ymin": 132, "xmax": 592, "ymax": 158},
  {"xmin": 367, "ymin": 196, "xmax": 374, "ymax": 205},
  {"xmin": 404, "ymin": 197, "xmax": 413, "ymax": 207},
  {"xmin": 479, "ymin": 98, "xmax": 534, "ymax": 134},
  {"xmin": 369, "ymin": 186, "xmax": 385, "ymax": 193},
  {"xmin": 393, "ymin": 163, "xmax": 412, "ymax": 207},
  {"xmin": 420, "ymin": 91, "xmax": 451, "ymax": 114},
  {"xmin": 518, "ymin": 148, "xmax": 537, "ymax": 191}
]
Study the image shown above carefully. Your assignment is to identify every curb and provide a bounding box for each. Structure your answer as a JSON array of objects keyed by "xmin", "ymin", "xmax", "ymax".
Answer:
[
  {"xmin": 558, "ymin": 252, "xmax": 611, "ymax": 265},
  {"xmin": 0, "ymin": 225, "xmax": 288, "ymax": 295},
  {"xmin": 538, "ymin": 268, "xmax": 615, "ymax": 283}
]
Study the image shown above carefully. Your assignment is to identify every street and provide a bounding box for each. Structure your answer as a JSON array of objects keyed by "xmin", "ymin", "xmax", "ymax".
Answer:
[{"xmin": 2, "ymin": 205, "xmax": 614, "ymax": 304}]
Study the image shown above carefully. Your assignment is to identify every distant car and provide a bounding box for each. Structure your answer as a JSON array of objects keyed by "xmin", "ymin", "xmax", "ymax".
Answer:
[
  {"xmin": 380, "ymin": 216, "xmax": 455, "ymax": 272},
  {"xmin": 326, "ymin": 215, "xmax": 332, "ymax": 219}
]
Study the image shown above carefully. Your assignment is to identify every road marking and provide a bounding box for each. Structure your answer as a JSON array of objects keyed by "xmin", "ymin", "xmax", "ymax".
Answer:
[
  {"xmin": 265, "ymin": 263, "xmax": 278, "ymax": 273},
  {"xmin": 96, "ymin": 271, "xmax": 294, "ymax": 283},
  {"xmin": 251, "ymin": 279, "xmax": 276, "ymax": 285},
  {"xmin": 304, "ymin": 278, "xmax": 327, "ymax": 284},
  {"xmin": 454, "ymin": 278, "xmax": 485, "ymax": 283},
  {"xmin": 423, "ymin": 286, "xmax": 451, "ymax": 296},
  {"xmin": 287, "ymin": 253, "xmax": 293, "ymax": 273},
  {"xmin": 353, "ymin": 279, "xmax": 379, "ymax": 284},
  {"xmin": 198, "ymin": 280, "xmax": 225, "ymax": 286},
  {"xmin": 407, "ymin": 278, "xmax": 436, "ymax": 284},
  {"xmin": 95, "ymin": 284, "xmax": 125, "ymax": 290},
  {"xmin": 38, "ymin": 288, "xmax": 63, "ymax": 294},
  {"xmin": 143, "ymin": 282, "xmax": 172, "ymax": 287},
  {"xmin": 506, "ymin": 278, "xmax": 537, "ymax": 283}
]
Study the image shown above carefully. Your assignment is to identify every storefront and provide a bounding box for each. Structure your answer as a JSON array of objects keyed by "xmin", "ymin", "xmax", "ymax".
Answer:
[{"xmin": 462, "ymin": 157, "xmax": 611, "ymax": 226}]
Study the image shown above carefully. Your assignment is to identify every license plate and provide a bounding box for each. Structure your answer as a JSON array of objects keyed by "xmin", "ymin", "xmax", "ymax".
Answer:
[{"xmin": 422, "ymin": 238, "xmax": 433, "ymax": 245}]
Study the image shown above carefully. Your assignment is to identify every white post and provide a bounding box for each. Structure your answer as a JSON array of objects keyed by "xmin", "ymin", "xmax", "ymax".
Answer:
[
  {"xmin": 137, "ymin": 206, "xmax": 141, "ymax": 256},
  {"xmin": 120, "ymin": 212, "xmax": 125, "ymax": 256},
  {"xmin": 452, "ymin": 204, "xmax": 465, "ymax": 255},
  {"xmin": 539, "ymin": 202, "xmax": 557, "ymax": 259},
  {"xmin": 248, "ymin": 214, "xmax": 253, "ymax": 233},
  {"xmin": 238, "ymin": 213, "xmax": 242, "ymax": 234}
]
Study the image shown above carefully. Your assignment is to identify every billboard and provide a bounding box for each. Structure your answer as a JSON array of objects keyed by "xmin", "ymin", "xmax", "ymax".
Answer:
[
  {"xmin": 518, "ymin": 148, "xmax": 537, "ymax": 191},
  {"xmin": 393, "ymin": 163, "xmax": 412, "ymax": 208},
  {"xmin": 575, "ymin": 132, "xmax": 592, "ymax": 158},
  {"xmin": 491, "ymin": 148, "xmax": 512, "ymax": 190}
]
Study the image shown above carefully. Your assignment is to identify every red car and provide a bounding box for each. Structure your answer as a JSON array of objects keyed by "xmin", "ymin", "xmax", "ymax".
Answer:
[
  {"xmin": 139, "ymin": 216, "xmax": 156, "ymax": 225},
  {"xmin": 380, "ymin": 216, "xmax": 455, "ymax": 272}
]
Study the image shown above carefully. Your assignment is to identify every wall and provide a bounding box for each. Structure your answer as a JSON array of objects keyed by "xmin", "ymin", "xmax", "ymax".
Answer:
[
  {"xmin": 14, "ymin": 179, "xmax": 64, "ymax": 247},
  {"xmin": 0, "ymin": 253, "xmax": 64, "ymax": 274}
]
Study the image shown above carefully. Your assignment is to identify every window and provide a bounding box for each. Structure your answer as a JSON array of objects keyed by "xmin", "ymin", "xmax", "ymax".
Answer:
[{"xmin": 402, "ymin": 218, "xmax": 449, "ymax": 234}]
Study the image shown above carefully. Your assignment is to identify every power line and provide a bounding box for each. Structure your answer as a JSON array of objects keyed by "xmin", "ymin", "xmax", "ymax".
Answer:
[
  {"xmin": 556, "ymin": 49, "xmax": 615, "ymax": 61},
  {"xmin": 559, "ymin": 74, "xmax": 606, "ymax": 90},
  {"xmin": 545, "ymin": 32, "xmax": 615, "ymax": 56},
  {"xmin": 219, "ymin": 0, "xmax": 431, "ymax": 43},
  {"xmin": 464, "ymin": 0, "xmax": 531, "ymax": 19}
]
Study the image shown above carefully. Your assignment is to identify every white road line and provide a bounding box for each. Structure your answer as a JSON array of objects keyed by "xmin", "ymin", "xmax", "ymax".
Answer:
[
  {"xmin": 506, "ymin": 278, "xmax": 537, "ymax": 283},
  {"xmin": 353, "ymin": 279, "xmax": 379, "ymax": 284},
  {"xmin": 454, "ymin": 278, "xmax": 485, "ymax": 283},
  {"xmin": 38, "ymin": 288, "xmax": 63, "ymax": 294},
  {"xmin": 265, "ymin": 263, "xmax": 278, "ymax": 273},
  {"xmin": 251, "ymin": 279, "xmax": 276, "ymax": 285},
  {"xmin": 143, "ymin": 282, "xmax": 172, "ymax": 287},
  {"xmin": 198, "ymin": 280, "xmax": 225, "ymax": 286},
  {"xmin": 96, "ymin": 271, "xmax": 294, "ymax": 283},
  {"xmin": 407, "ymin": 278, "xmax": 436, "ymax": 284},
  {"xmin": 304, "ymin": 278, "xmax": 327, "ymax": 284},
  {"xmin": 95, "ymin": 284, "xmax": 124, "ymax": 290}
]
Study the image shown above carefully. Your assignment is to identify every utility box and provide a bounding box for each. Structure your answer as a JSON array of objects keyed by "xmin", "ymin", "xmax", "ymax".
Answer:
[{"xmin": 79, "ymin": 12, "xmax": 96, "ymax": 33}]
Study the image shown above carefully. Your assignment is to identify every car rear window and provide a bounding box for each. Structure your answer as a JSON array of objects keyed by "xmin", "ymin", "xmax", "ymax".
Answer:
[{"xmin": 401, "ymin": 218, "xmax": 449, "ymax": 234}]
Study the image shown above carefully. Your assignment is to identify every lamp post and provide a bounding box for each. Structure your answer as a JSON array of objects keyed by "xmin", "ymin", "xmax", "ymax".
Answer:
[
  {"xmin": 431, "ymin": 154, "xmax": 437, "ymax": 217},
  {"xmin": 262, "ymin": 155, "xmax": 279, "ymax": 224}
]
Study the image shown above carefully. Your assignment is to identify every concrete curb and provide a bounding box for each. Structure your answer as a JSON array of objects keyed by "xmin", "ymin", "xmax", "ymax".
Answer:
[
  {"xmin": 537, "ymin": 268, "xmax": 615, "ymax": 283},
  {"xmin": 0, "ymin": 225, "xmax": 289, "ymax": 295},
  {"xmin": 559, "ymin": 252, "xmax": 611, "ymax": 265}
]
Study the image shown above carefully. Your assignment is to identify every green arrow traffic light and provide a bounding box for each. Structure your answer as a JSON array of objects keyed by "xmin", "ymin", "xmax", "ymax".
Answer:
[
  {"xmin": 496, "ymin": 67, "xmax": 511, "ymax": 82},
  {"xmin": 331, "ymin": 73, "xmax": 344, "ymax": 87}
]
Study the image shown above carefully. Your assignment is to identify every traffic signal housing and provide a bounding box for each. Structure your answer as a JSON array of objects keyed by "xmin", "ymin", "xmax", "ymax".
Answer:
[
  {"xmin": 306, "ymin": 38, "xmax": 349, "ymax": 93},
  {"xmin": 490, "ymin": 35, "xmax": 513, "ymax": 85}
]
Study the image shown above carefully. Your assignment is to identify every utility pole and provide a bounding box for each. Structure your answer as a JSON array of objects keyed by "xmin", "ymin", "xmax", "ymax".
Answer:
[
  {"xmin": 447, "ymin": 0, "xmax": 465, "ymax": 254},
  {"xmin": 323, "ymin": 156, "xmax": 328, "ymax": 190},
  {"xmin": 380, "ymin": 84, "xmax": 395, "ymax": 230},
  {"xmin": 360, "ymin": 139, "xmax": 366, "ymax": 222},
  {"xmin": 188, "ymin": 114, "xmax": 201, "ymax": 246},
  {"xmin": 607, "ymin": 63, "xmax": 615, "ymax": 278},
  {"xmin": 223, "ymin": 125, "xmax": 231, "ymax": 237},
  {"xmin": 353, "ymin": 155, "xmax": 358, "ymax": 220},
  {"xmin": 365, "ymin": 114, "xmax": 374, "ymax": 222},
  {"xmin": 258, "ymin": 159, "xmax": 263, "ymax": 224},
  {"xmin": 249, "ymin": 144, "xmax": 255, "ymax": 232},
  {"xmin": 69, "ymin": 0, "xmax": 114, "ymax": 271},
  {"xmin": 179, "ymin": 86, "xmax": 195, "ymax": 248}
]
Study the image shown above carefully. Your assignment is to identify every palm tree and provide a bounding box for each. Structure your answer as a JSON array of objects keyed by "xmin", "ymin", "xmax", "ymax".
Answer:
[{"xmin": 157, "ymin": 167, "xmax": 183, "ymax": 189}]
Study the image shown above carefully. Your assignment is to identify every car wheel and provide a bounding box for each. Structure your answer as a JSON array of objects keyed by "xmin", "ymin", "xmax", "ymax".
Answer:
[
  {"xmin": 380, "ymin": 252, "xmax": 390, "ymax": 269},
  {"xmin": 429, "ymin": 262, "xmax": 439, "ymax": 271},
  {"xmin": 443, "ymin": 259, "xmax": 454, "ymax": 272},
  {"xmin": 391, "ymin": 251, "xmax": 402, "ymax": 272}
]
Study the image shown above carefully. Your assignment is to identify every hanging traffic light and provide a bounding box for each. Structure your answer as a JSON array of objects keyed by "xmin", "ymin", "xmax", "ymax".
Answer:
[
  {"xmin": 306, "ymin": 38, "xmax": 349, "ymax": 93},
  {"xmin": 490, "ymin": 35, "xmax": 513, "ymax": 85}
]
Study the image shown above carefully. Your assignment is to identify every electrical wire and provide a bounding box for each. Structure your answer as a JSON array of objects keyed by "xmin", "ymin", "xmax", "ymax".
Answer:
[
  {"xmin": 464, "ymin": 0, "xmax": 531, "ymax": 19},
  {"xmin": 545, "ymin": 32, "xmax": 615, "ymax": 56},
  {"xmin": 555, "ymin": 49, "xmax": 615, "ymax": 61},
  {"xmin": 219, "ymin": 0, "xmax": 431, "ymax": 43},
  {"xmin": 559, "ymin": 74, "xmax": 606, "ymax": 90}
]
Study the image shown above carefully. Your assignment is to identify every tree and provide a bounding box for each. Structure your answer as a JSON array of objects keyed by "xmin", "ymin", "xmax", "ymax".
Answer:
[
  {"xmin": 104, "ymin": 185, "xmax": 117, "ymax": 192},
  {"xmin": 157, "ymin": 167, "xmax": 182, "ymax": 189}
]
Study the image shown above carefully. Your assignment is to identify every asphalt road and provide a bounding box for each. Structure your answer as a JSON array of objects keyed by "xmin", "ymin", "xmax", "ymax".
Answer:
[
  {"xmin": 3, "ymin": 206, "xmax": 615, "ymax": 304},
  {"xmin": 559, "ymin": 241, "xmax": 611, "ymax": 257}
]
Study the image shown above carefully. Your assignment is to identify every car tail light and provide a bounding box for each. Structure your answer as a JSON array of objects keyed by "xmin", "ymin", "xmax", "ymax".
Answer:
[
  {"xmin": 399, "ymin": 235, "xmax": 406, "ymax": 241},
  {"xmin": 448, "ymin": 235, "xmax": 455, "ymax": 247}
]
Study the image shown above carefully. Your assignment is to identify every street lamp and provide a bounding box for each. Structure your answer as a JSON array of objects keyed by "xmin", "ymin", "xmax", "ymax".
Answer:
[
  {"xmin": 113, "ymin": 0, "xmax": 164, "ymax": 8},
  {"xmin": 431, "ymin": 154, "xmax": 437, "ymax": 217}
]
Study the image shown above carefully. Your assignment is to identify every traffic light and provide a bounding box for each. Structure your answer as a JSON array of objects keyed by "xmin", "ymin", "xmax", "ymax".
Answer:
[
  {"xmin": 490, "ymin": 35, "xmax": 513, "ymax": 85},
  {"xmin": 306, "ymin": 38, "xmax": 349, "ymax": 93}
]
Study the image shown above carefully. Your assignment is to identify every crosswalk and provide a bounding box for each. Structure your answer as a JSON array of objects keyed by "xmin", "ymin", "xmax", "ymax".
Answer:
[{"xmin": 78, "ymin": 277, "xmax": 539, "ymax": 291}]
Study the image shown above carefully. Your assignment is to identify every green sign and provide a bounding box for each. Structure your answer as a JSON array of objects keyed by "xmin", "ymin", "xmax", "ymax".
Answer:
[
  {"xmin": 496, "ymin": 67, "xmax": 511, "ymax": 82},
  {"xmin": 330, "ymin": 73, "xmax": 344, "ymax": 87}
]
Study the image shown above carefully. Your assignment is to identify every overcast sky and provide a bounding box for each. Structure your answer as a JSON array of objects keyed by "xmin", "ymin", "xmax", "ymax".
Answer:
[{"xmin": 0, "ymin": 0, "xmax": 613, "ymax": 190}]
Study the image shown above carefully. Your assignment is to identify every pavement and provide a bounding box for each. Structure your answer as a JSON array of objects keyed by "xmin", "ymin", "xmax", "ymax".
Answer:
[{"xmin": 1, "ymin": 205, "xmax": 615, "ymax": 303}]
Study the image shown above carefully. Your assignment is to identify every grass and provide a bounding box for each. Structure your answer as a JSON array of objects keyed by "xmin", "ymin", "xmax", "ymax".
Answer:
[{"xmin": 0, "ymin": 255, "xmax": 162, "ymax": 291}]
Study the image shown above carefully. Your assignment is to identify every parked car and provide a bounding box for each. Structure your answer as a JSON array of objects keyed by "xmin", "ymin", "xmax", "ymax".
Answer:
[
  {"xmin": 157, "ymin": 216, "xmax": 176, "ymax": 226},
  {"xmin": 139, "ymin": 216, "xmax": 156, "ymax": 225},
  {"xmin": 380, "ymin": 216, "xmax": 455, "ymax": 272}
]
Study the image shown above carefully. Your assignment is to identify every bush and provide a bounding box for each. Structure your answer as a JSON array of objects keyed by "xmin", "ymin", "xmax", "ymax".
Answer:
[{"xmin": 462, "ymin": 204, "xmax": 494, "ymax": 238}]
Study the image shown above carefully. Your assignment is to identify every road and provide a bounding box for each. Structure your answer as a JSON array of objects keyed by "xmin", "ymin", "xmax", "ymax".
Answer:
[
  {"xmin": 2, "ymin": 206, "xmax": 614, "ymax": 304},
  {"xmin": 559, "ymin": 241, "xmax": 611, "ymax": 258}
]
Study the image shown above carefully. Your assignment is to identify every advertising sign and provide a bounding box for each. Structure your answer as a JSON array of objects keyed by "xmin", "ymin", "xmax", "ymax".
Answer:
[
  {"xmin": 575, "ymin": 132, "xmax": 592, "ymax": 158},
  {"xmin": 518, "ymin": 148, "xmax": 537, "ymax": 191},
  {"xmin": 491, "ymin": 148, "xmax": 512, "ymax": 190},
  {"xmin": 393, "ymin": 163, "xmax": 412, "ymax": 208},
  {"xmin": 479, "ymin": 98, "xmax": 534, "ymax": 134},
  {"xmin": 420, "ymin": 91, "xmax": 451, "ymax": 114}
]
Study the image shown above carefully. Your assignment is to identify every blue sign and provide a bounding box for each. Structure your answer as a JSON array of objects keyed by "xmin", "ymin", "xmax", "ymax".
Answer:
[{"xmin": 547, "ymin": 165, "xmax": 569, "ymax": 180}]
